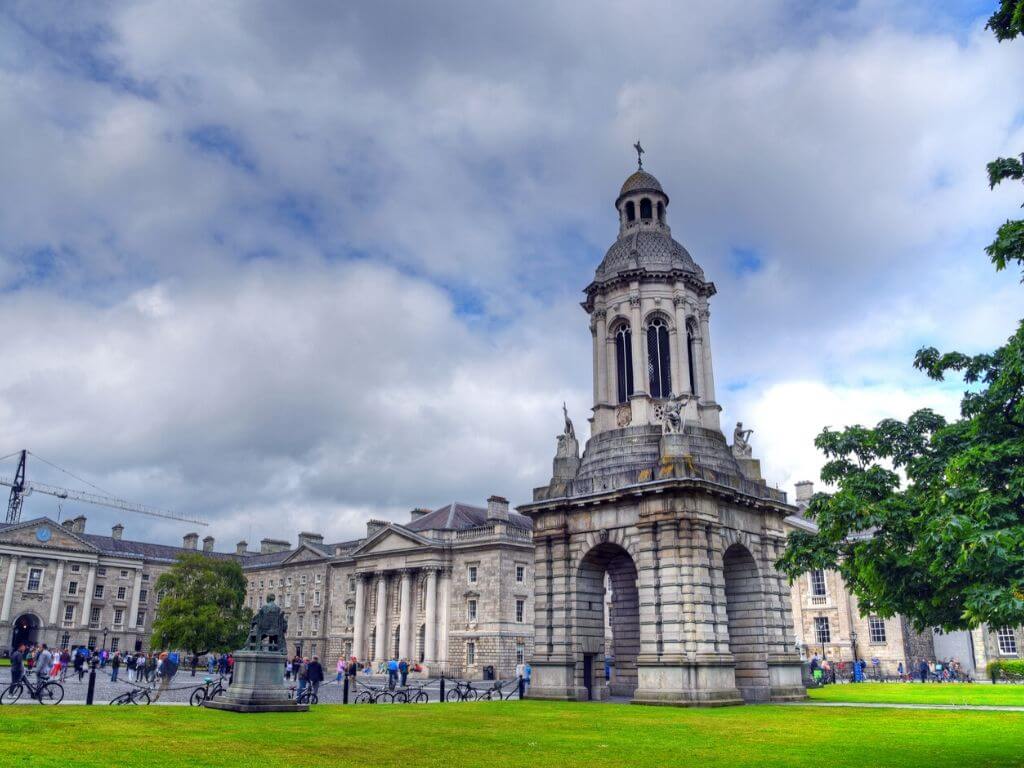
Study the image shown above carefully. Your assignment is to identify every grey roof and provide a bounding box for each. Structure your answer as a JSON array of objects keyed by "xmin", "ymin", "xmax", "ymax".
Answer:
[
  {"xmin": 406, "ymin": 502, "xmax": 531, "ymax": 533},
  {"xmin": 240, "ymin": 538, "xmax": 363, "ymax": 569},
  {"xmin": 595, "ymin": 229, "xmax": 703, "ymax": 283},
  {"xmin": 80, "ymin": 533, "xmax": 237, "ymax": 563},
  {"xmin": 619, "ymin": 170, "xmax": 665, "ymax": 199}
]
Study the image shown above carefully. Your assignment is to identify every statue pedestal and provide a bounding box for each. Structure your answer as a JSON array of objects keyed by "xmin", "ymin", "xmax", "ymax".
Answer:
[{"xmin": 203, "ymin": 650, "xmax": 307, "ymax": 713}]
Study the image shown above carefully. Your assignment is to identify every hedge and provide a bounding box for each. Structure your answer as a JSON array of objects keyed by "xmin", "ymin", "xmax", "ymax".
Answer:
[{"xmin": 987, "ymin": 660, "xmax": 1024, "ymax": 681}]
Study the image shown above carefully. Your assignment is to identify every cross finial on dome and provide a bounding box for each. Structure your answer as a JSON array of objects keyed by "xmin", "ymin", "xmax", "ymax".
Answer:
[{"xmin": 633, "ymin": 141, "xmax": 644, "ymax": 170}]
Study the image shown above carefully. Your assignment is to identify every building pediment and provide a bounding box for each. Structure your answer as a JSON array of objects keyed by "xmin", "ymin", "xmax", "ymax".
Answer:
[
  {"xmin": 280, "ymin": 545, "xmax": 327, "ymax": 565},
  {"xmin": 351, "ymin": 525, "xmax": 434, "ymax": 557},
  {"xmin": 0, "ymin": 517, "xmax": 99, "ymax": 554}
]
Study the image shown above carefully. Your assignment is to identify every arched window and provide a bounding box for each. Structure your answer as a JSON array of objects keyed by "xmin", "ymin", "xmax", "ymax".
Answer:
[
  {"xmin": 657, "ymin": 201, "xmax": 665, "ymax": 222},
  {"xmin": 625, "ymin": 201, "xmax": 636, "ymax": 222},
  {"xmin": 646, "ymin": 317, "xmax": 672, "ymax": 399},
  {"xmin": 686, "ymin": 319, "xmax": 698, "ymax": 396},
  {"xmin": 614, "ymin": 324, "xmax": 634, "ymax": 404},
  {"xmin": 640, "ymin": 198, "xmax": 652, "ymax": 220}
]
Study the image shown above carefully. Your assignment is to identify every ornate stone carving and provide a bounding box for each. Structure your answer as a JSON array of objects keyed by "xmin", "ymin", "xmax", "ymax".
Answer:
[
  {"xmin": 246, "ymin": 594, "xmax": 288, "ymax": 653},
  {"xmin": 628, "ymin": 294, "xmax": 641, "ymax": 309},
  {"xmin": 662, "ymin": 393, "xmax": 690, "ymax": 435},
  {"xmin": 616, "ymin": 404, "xmax": 632, "ymax": 427},
  {"xmin": 732, "ymin": 422, "xmax": 754, "ymax": 458}
]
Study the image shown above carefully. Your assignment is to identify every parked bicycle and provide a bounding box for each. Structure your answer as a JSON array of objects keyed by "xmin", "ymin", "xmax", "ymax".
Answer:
[
  {"xmin": 189, "ymin": 677, "xmax": 227, "ymax": 707},
  {"xmin": 391, "ymin": 684, "xmax": 430, "ymax": 704},
  {"xmin": 293, "ymin": 686, "xmax": 318, "ymax": 705},
  {"xmin": 1, "ymin": 676, "xmax": 64, "ymax": 705},
  {"xmin": 479, "ymin": 679, "xmax": 519, "ymax": 701},
  {"xmin": 444, "ymin": 678, "xmax": 483, "ymax": 702},
  {"xmin": 110, "ymin": 686, "xmax": 152, "ymax": 705}
]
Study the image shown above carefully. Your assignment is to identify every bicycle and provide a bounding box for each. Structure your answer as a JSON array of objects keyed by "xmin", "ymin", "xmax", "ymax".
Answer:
[
  {"xmin": 295, "ymin": 686, "xmax": 319, "ymax": 705},
  {"xmin": 110, "ymin": 686, "xmax": 152, "ymax": 705},
  {"xmin": 392, "ymin": 685, "xmax": 430, "ymax": 704},
  {"xmin": 1, "ymin": 675, "xmax": 65, "ymax": 705},
  {"xmin": 444, "ymin": 678, "xmax": 481, "ymax": 702},
  {"xmin": 481, "ymin": 679, "xmax": 519, "ymax": 701},
  {"xmin": 189, "ymin": 677, "xmax": 227, "ymax": 706}
]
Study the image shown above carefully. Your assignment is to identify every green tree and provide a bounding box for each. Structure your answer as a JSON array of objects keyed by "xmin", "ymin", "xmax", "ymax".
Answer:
[
  {"xmin": 151, "ymin": 553, "xmax": 251, "ymax": 656},
  {"xmin": 777, "ymin": 4, "xmax": 1024, "ymax": 632}
]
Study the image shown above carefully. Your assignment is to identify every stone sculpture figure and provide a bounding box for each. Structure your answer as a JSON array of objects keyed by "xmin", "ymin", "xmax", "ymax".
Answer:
[
  {"xmin": 246, "ymin": 594, "xmax": 288, "ymax": 653},
  {"xmin": 732, "ymin": 422, "xmax": 754, "ymax": 457},
  {"xmin": 662, "ymin": 393, "xmax": 689, "ymax": 435},
  {"xmin": 562, "ymin": 402, "xmax": 576, "ymax": 440}
]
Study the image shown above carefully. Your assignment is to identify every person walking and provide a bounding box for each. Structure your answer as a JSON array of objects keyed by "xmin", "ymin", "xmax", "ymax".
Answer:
[
  {"xmin": 346, "ymin": 656, "xmax": 359, "ymax": 684},
  {"xmin": 336, "ymin": 656, "xmax": 345, "ymax": 683},
  {"xmin": 126, "ymin": 652, "xmax": 136, "ymax": 683},
  {"xmin": 398, "ymin": 658, "xmax": 409, "ymax": 687},
  {"xmin": 296, "ymin": 658, "xmax": 309, "ymax": 698},
  {"xmin": 387, "ymin": 657, "xmax": 399, "ymax": 690},
  {"xmin": 150, "ymin": 651, "xmax": 178, "ymax": 703},
  {"xmin": 110, "ymin": 652, "xmax": 121, "ymax": 683},
  {"xmin": 35, "ymin": 645, "xmax": 53, "ymax": 690},
  {"xmin": 524, "ymin": 662, "xmax": 532, "ymax": 691},
  {"xmin": 919, "ymin": 658, "xmax": 930, "ymax": 683},
  {"xmin": 307, "ymin": 656, "xmax": 324, "ymax": 698},
  {"xmin": 9, "ymin": 643, "xmax": 24, "ymax": 686}
]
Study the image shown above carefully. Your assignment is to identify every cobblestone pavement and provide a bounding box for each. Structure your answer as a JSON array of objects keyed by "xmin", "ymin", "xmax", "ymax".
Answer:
[{"xmin": 2, "ymin": 669, "xmax": 523, "ymax": 706}]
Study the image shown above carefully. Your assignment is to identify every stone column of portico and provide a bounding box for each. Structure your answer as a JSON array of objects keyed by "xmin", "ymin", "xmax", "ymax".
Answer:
[
  {"xmin": 689, "ymin": 319, "xmax": 706, "ymax": 403},
  {"xmin": 80, "ymin": 564, "xmax": 97, "ymax": 629},
  {"xmin": 1, "ymin": 555, "xmax": 19, "ymax": 621},
  {"xmin": 760, "ymin": 532, "xmax": 805, "ymax": 701},
  {"xmin": 398, "ymin": 570, "xmax": 413, "ymax": 660},
  {"xmin": 423, "ymin": 568, "xmax": 438, "ymax": 668},
  {"xmin": 528, "ymin": 531, "xmax": 579, "ymax": 700},
  {"xmin": 352, "ymin": 574, "xmax": 367, "ymax": 662},
  {"xmin": 698, "ymin": 308, "xmax": 717, "ymax": 404},
  {"xmin": 373, "ymin": 572, "xmax": 388, "ymax": 663},
  {"xmin": 594, "ymin": 309, "xmax": 608, "ymax": 404},
  {"xmin": 48, "ymin": 561, "xmax": 66, "ymax": 625},
  {"xmin": 628, "ymin": 293, "xmax": 649, "ymax": 424},
  {"xmin": 128, "ymin": 568, "xmax": 143, "ymax": 632},
  {"xmin": 437, "ymin": 568, "xmax": 450, "ymax": 665}
]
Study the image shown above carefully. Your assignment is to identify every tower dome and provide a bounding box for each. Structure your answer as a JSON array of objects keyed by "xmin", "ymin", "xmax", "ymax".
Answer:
[{"xmin": 617, "ymin": 169, "xmax": 666, "ymax": 204}]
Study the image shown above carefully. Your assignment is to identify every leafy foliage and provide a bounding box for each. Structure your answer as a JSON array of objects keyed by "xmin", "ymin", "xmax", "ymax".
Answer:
[
  {"xmin": 779, "ymin": 4, "xmax": 1024, "ymax": 632},
  {"xmin": 151, "ymin": 553, "xmax": 251, "ymax": 655}
]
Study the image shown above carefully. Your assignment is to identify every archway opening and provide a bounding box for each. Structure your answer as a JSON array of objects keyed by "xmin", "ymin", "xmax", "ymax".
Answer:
[
  {"xmin": 723, "ymin": 544, "xmax": 770, "ymax": 702},
  {"xmin": 576, "ymin": 542, "xmax": 639, "ymax": 700},
  {"xmin": 11, "ymin": 613, "xmax": 40, "ymax": 650}
]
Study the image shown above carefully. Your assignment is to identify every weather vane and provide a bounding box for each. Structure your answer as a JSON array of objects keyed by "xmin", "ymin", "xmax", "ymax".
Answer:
[{"xmin": 633, "ymin": 140, "xmax": 644, "ymax": 170}]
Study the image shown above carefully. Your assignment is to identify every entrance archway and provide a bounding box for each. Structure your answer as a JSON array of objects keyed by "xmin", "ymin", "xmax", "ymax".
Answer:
[
  {"xmin": 723, "ymin": 544, "xmax": 770, "ymax": 702},
  {"xmin": 11, "ymin": 613, "xmax": 41, "ymax": 650},
  {"xmin": 576, "ymin": 542, "xmax": 639, "ymax": 700}
]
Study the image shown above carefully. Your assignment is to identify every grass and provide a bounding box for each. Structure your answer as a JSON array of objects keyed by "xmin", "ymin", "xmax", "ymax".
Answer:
[
  {"xmin": 0, "ymin": 658, "xmax": 8, "ymax": 667},
  {"xmin": 1, "ymin": 701, "xmax": 1022, "ymax": 768},
  {"xmin": 808, "ymin": 682, "xmax": 1024, "ymax": 707}
]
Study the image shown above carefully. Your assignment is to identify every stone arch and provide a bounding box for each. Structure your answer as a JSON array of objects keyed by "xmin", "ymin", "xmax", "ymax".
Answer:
[
  {"xmin": 722, "ymin": 542, "xmax": 770, "ymax": 702},
  {"xmin": 10, "ymin": 612, "xmax": 41, "ymax": 650},
  {"xmin": 640, "ymin": 198, "xmax": 653, "ymax": 220},
  {"xmin": 573, "ymin": 540, "xmax": 640, "ymax": 700},
  {"xmin": 642, "ymin": 309, "xmax": 674, "ymax": 331},
  {"xmin": 657, "ymin": 200, "xmax": 665, "ymax": 222},
  {"xmin": 625, "ymin": 200, "xmax": 636, "ymax": 222}
]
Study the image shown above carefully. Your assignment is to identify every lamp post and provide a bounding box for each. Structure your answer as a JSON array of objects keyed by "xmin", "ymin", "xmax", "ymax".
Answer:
[
  {"xmin": 850, "ymin": 630, "xmax": 858, "ymax": 663},
  {"xmin": 102, "ymin": 626, "xmax": 109, "ymax": 653}
]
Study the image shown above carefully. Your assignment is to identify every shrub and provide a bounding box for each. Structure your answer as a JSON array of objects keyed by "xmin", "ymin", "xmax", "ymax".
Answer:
[{"xmin": 987, "ymin": 660, "xmax": 1024, "ymax": 681}]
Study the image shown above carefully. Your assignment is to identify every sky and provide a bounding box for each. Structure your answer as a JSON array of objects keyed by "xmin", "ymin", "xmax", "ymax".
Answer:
[{"xmin": 0, "ymin": 0, "xmax": 1021, "ymax": 550}]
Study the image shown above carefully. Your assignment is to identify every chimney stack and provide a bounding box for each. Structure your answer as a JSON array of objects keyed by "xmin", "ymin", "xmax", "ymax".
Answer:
[
  {"xmin": 260, "ymin": 538, "xmax": 290, "ymax": 554},
  {"xmin": 236, "ymin": 540, "xmax": 249, "ymax": 556},
  {"xmin": 795, "ymin": 481, "xmax": 814, "ymax": 506},
  {"xmin": 183, "ymin": 532, "xmax": 199, "ymax": 550},
  {"xmin": 111, "ymin": 523, "xmax": 124, "ymax": 541},
  {"xmin": 72, "ymin": 515, "xmax": 87, "ymax": 533},
  {"xmin": 486, "ymin": 495, "xmax": 510, "ymax": 522},
  {"xmin": 202, "ymin": 535, "xmax": 215, "ymax": 553},
  {"xmin": 409, "ymin": 508, "xmax": 431, "ymax": 523},
  {"xmin": 366, "ymin": 519, "xmax": 387, "ymax": 538}
]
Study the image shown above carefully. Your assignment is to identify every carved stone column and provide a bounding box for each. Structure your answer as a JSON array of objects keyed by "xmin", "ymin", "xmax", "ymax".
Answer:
[
  {"xmin": 672, "ymin": 295, "xmax": 690, "ymax": 395},
  {"xmin": 373, "ymin": 572, "xmax": 388, "ymax": 662},
  {"xmin": 398, "ymin": 569, "xmax": 413, "ymax": 660},
  {"xmin": 423, "ymin": 568, "xmax": 438, "ymax": 665},
  {"xmin": 698, "ymin": 308, "xmax": 717, "ymax": 404},
  {"xmin": 80, "ymin": 564, "xmax": 97, "ymax": 629},
  {"xmin": 48, "ymin": 560, "xmax": 65, "ymax": 625},
  {"xmin": 1, "ymin": 555, "xmax": 19, "ymax": 621},
  {"xmin": 352, "ymin": 574, "xmax": 366, "ymax": 661},
  {"xmin": 128, "ymin": 568, "xmax": 143, "ymax": 629},
  {"xmin": 593, "ymin": 309, "xmax": 608, "ymax": 404}
]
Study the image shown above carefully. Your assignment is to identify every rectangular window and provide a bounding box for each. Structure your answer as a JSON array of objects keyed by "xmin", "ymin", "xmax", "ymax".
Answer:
[
  {"xmin": 299, "ymin": 592, "xmax": 305, "ymax": 608},
  {"xmin": 70, "ymin": 564, "xmax": 80, "ymax": 573},
  {"xmin": 120, "ymin": 569, "xmax": 128, "ymax": 578},
  {"xmin": 809, "ymin": 570, "xmax": 827, "ymax": 597},
  {"xmin": 259, "ymin": 580, "xmax": 264, "ymax": 589},
  {"xmin": 315, "ymin": 574, "xmax": 322, "ymax": 583},
  {"xmin": 142, "ymin": 573, "xmax": 149, "ymax": 581},
  {"xmin": 516, "ymin": 644, "xmax": 525, "ymax": 665},
  {"xmin": 284, "ymin": 594, "xmax": 292, "ymax": 608},
  {"xmin": 301, "ymin": 575, "xmax": 307, "ymax": 586},
  {"xmin": 110, "ymin": 637, "xmax": 119, "ymax": 651},
  {"xmin": 868, "ymin": 616, "xmax": 886, "ymax": 644},
  {"xmin": 63, "ymin": 604, "xmax": 75, "ymax": 623},
  {"xmin": 287, "ymin": 577, "xmax": 292, "ymax": 587},
  {"xmin": 348, "ymin": 577, "xmax": 355, "ymax": 593},
  {"xmin": 347, "ymin": 608, "xmax": 355, "ymax": 626},
  {"xmin": 27, "ymin": 568, "xmax": 42, "ymax": 591},
  {"xmin": 814, "ymin": 616, "xmax": 831, "ymax": 644},
  {"xmin": 94, "ymin": 584, "xmax": 104, "ymax": 599},
  {"xmin": 515, "ymin": 565, "xmax": 525, "ymax": 583},
  {"xmin": 997, "ymin": 627, "xmax": 1019, "ymax": 655},
  {"xmin": 67, "ymin": 581, "xmax": 78, "ymax": 596},
  {"xmin": 466, "ymin": 641, "xmax": 476, "ymax": 666},
  {"xmin": 516, "ymin": 599, "xmax": 525, "ymax": 623},
  {"xmin": 89, "ymin": 606, "xmax": 101, "ymax": 627},
  {"xmin": 139, "ymin": 589, "xmax": 148, "ymax": 603},
  {"xmin": 117, "ymin": 586, "xmax": 127, "ymax": 600},
  {"xmin": 468, "ymin": 565, "xmax": 478, "ymax": 584},
  {"xmin": 88, "ymin": 636, "xmax": 97, "ymax": 650},
  {"xmin": 136, "ymin": 610, "xmax": 146, "ymax": 627},
  {"xmin": 97, "ymin": 567, "xmax": 106, "ymax": 576},
  {"xmin": 468, "ymin": 599, "xmax": 477, "ymax": 622},
  {"xmin": 314, "ymin": 591, "xmax": 321, "ymax": 607},
  {"xmin": 113, "ymin": 608, "xmax": 124, "ymax": 626}
]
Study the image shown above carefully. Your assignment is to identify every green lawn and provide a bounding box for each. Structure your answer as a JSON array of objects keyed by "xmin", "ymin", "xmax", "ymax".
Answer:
[
  {"xmin": 1, "ymin": 701, "xmax": 1022, "ymax": 768},
  {"xmin": 808, "ymin": 682, "xmax": 1024, "ymax": 707}
]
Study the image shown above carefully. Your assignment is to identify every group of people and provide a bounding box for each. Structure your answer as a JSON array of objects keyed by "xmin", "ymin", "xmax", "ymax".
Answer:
[
  {"xmin": 809, "ymin": 654, "xmax": 971, "ymax": 685},
  {"xmin": 283, "ymin": 655, "xmax": 325, "ymax": 697},
  {"xmin": 905, "ymin": 658, "xmax": 969, "ymax": 683}
]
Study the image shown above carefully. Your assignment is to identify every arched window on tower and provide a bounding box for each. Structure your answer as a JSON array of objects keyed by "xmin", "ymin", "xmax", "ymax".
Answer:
[
  {"xmin": 686, "ymin": 319, "xmax": 699, "ymax": 396},
  {"xmin": 625, "ymin": 201, "xmax": 636, "ymax": 222},
  {"xmin": 640, "ymin": 198, "xmax": 653, "ymax": 220},
  {"xmin": 614, "ymin": 324, "xmax": 634, "ymax": 404},
  {"xmin": 646, "ymin": 316, "xmax": 671, "ymax": 399},
  {"xmin": 657, "ymin": 201, "xmax": 665, "ymax": 222}
]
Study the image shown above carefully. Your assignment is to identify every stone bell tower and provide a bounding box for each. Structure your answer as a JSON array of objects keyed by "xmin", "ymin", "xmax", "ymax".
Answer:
[{"xmin": 520, "ymin": 152, "xmax": 805, "ymax": 707}]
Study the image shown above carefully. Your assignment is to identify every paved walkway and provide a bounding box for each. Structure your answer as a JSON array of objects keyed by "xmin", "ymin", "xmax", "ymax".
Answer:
[{"xmin": 785, "ymin": 701, "xmax": 1024, "ymax": 712}]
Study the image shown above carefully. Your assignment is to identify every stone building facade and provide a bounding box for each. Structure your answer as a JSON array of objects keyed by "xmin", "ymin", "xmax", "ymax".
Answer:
[
  {"xmin": 240, "ymin": 496, "xmax": 535, "ymax": 678},
  {"xmin": 786, "ymin": 481, "xmax": 1024, "ymax": 677},
  {"xmin": 520, "ymin": 165, "xmax": 805, "ymax": 705},
  {"xmin": 0, "ymin": 514, "xmax": 228, "ymax": 654}
]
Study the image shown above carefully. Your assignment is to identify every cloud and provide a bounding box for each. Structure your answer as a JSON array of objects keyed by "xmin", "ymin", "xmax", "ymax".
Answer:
[{"xmin": 0, "ymin": 1, "xmax": 1020, "ymax": 546}]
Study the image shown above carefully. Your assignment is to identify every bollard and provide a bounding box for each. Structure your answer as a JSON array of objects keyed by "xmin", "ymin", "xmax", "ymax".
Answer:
[
  {"xmin": 518, "ymin": 677, "xmax": 525, "ymax": 700},
  {"xmin": 343, "ymin": 675, "xmax": 349, "ymax": 704},
  {"xmin": 85, "ymin": 659, "xmax": 97, "ymax": 705},
  {"xmin": 439, "ymin": 676, "xmax": 445, "ymax": 703}
]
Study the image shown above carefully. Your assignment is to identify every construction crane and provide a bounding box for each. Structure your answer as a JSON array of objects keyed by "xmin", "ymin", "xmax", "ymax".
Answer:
[{"xmin": 1, "ymin": 450, "xmax": 207, "ymax": 527}]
